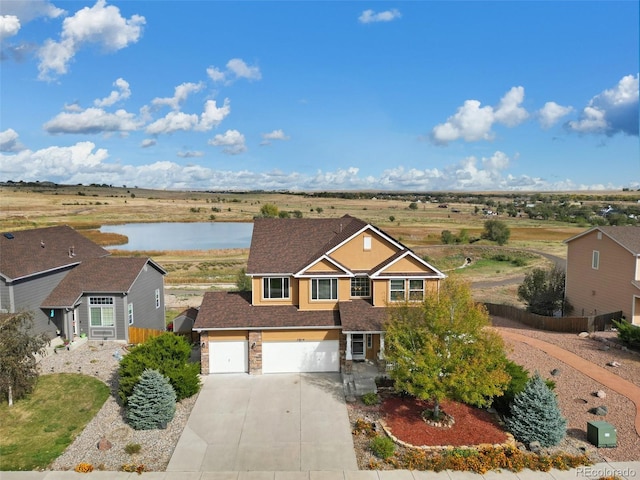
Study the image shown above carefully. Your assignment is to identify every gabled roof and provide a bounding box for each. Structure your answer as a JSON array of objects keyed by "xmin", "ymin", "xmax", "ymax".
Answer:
[
  {"xmin": 565, "ymin": 226, "xmax": 640, "ymax": 256},
  {"xmin": 246, "ymin": 215, "xmax": 369, "ymax": 274},
  {"xmin": 370, "ymin": 250, "xmax": 446, "ymax": 278},
  {"xmin": 0, "ymin": 225, "xmax": 109, "ymax": 281},
  {"xmin": 194, "ymin": 291, "xmax": 341, "ymax": 330},
  {"xmin": 42, "ymin": 257, "xmax": 166, "ymax": 308}
]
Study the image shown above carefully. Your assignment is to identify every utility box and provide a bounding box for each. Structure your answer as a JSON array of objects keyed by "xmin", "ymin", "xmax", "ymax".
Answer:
[{"xmin": 587, "ymin": 421, "xmax": 617, "ymax": 447}]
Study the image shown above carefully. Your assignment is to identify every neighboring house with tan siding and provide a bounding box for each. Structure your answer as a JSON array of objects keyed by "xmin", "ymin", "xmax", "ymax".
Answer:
[
  {"xmin": 564, "ymin": 226, "xmax": 640, "ymax": 325},
  {"xmin": 0, "ymin": 225, "xmax": 167, "ymax": 341},
  {"xmin": 194, "ymin": 215, "xmax": 446, "ymax": 375}
]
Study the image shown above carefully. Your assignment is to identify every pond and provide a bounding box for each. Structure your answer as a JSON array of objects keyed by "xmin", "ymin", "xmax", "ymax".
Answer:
[{"xmin": 100, "ymin": 222, "xmax": 253, "ymax": 251}]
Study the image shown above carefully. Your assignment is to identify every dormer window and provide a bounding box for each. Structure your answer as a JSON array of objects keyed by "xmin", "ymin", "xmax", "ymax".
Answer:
[{"xmin": 263, "ymin": 277, "xmax": 290, "ymax": 299}]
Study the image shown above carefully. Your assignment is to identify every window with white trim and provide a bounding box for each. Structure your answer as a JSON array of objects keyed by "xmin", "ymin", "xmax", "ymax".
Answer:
[
  {"xmin": 89, "ymin": 297, "xmax": 115, "ymax": 327},
  {"xmin": 409, "ymin": 279, "xmax": 425, "ymax": 300},
  {"xmin": 155, "ymin": 289, "xmax": 161, "ymax": 309},
  {"xmin": 592, "ymin": 250, "xmax": 599, "ymax": 270},
  {"xmin": 350, "ymin": 277, "xmax": 371, "ymax": 297},
  {"xmin": 363, "ymin": 236, "xmax": 372, "ymax": 251},
  {"xmin": 390, "ymin": 279, "xmax": 405, "ymax": 301},
  {"xmin": 311, "ymin": 278, "xmax": 338, "ymax": 300},
  {"xmin": 263, "ymin": 277, "xmax": 290, "ymax": 299},
  {"xmin": 128, "ymin": 303, "xmax": 134, "ymax": 325}
]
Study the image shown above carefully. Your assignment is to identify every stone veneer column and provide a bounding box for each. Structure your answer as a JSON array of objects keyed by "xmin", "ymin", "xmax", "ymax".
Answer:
[
  {"xmin": 249, "ymin": 331, "xmax": 262, "ymax": 375},
  {"xmin": 199, "ymin": 331, "xmax": 209, "ymax": 375}
]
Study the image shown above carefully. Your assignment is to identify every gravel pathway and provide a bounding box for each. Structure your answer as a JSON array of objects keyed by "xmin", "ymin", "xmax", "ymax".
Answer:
[{"xmin": 35, "ymin": 318, "xmax": 640, "ymax": 472}]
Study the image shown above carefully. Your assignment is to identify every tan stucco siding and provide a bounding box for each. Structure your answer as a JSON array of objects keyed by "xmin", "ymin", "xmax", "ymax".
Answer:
[
  {"xmin": 330, "ymin": 231, "xmax": 399, "ymax": 271},
  {"xmin": 566, "ymin": 230, "xmax": 637, "ymax": 319},
  {"xmin": 262, "ymin": 329, "xmax": 339, "ymax": 341},
  {"xmin": 251, "ymin": 276, "xmax": 298, "ymax": 306},
  {"xmin": 382, "ymin": 255, "xmax": 431, "ymax": 273},
  {"xmin": 209, "ymin": 331, "xmax": 249, "ymax": 341},
  {"xmin": 305, "ymin": 258, "xmax": 343, "ymax": 273}
]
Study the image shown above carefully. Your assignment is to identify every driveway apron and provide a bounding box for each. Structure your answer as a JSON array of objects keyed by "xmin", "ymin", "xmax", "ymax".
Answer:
[{"xmin": 167, "ymin": 373, "xmax": 358, "ymax": 472}]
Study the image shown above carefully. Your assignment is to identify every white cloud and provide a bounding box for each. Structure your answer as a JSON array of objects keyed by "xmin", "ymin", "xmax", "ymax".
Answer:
[
  {"xmin": 145, "ymin": 111, "xmax": 199, "ymax": 135},
  {"xmin": 261, "ymin": 129, "xmax": 290, "ymax": 145},
  {"xmin": 538, "ymin": 102, "xmax": 573, "ymax": 129},
  {"xmin": 207, "ymin": 58, "xmax": 261, "ymax": 84},
  {"xmin": 208, "ymin": 129, "xmax": 247, "ymax": 155},
  {"xmin": 431, "ymin": 100, "xmax": 495, "ymax": 144},
  {"xmin": 0, "ymin": 1, "xmax": 65, "ymax": 23},
  {"xmin": 494, "ymin": 86, "xmax": 528, "ymax": 127},
  {"xmin": 0, "ymin": 142, "xmax": 624, "ymax": 191},
  {"xmin": 568, "ymin": 74, "xmax": 639, "ymax": 136},
  {"xmin": 140, "ymin": 138, "xmax": 156, "ymax": 148},
  {"xmin": 198, "ymin": 99, "xmax": 231, "ymax": 131},
  {"xmin": 431, "ymin": 87, "xmax": 531, "ymax": 145},
  {"xmin": 0, "ymin": 15, "xmax": 21, "ymax": 40},
  {"xmin": 44, "ymin": 107, "xmax": 141, "ymax": 134},
  {"xmin": 358, "ymin": 9, "xmax": 401, "ymax": 24},
  {"xmin": 177, "ymin": 150, "xmax": 204, "ymax": 158},
  {"xmin": 37, "ymin": 0, "xmax": 145, "ymax": 80},
  {"xmin": 151, "ymin": 82, "xmax": 204, "ymax": 110},
  {"xmin": 0, "ymin": 128, "xmax": 24, "ymax": 152},
  {"xmin": 94, "ymin": 78, "xmax": 131, "ymax": 107}
]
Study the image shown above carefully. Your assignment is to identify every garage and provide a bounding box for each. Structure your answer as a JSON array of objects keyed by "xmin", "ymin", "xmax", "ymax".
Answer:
[
  {"xmin": 262, "ymin": 330, "xmax": 340, "ymax": 374},
  {"xmin": 209, "ymin": 340, "xmax": 248, "ymax": 373}
]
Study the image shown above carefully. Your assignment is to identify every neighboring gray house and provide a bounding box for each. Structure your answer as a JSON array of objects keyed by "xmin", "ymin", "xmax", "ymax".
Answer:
[{"xmin": 0, "ymin": 225, "xmax": 167, "ymax": 341}]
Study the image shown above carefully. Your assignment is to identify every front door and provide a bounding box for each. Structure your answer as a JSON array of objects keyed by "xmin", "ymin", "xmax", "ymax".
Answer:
[{"xmin": 352, "ymin": 334, "xmax": 365, "ymax": 360}]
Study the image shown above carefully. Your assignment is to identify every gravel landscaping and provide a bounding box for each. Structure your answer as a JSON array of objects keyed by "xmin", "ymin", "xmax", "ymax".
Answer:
[{"xmin": 34, "ymin": 317, "xmax": 640, "ymax": 472}]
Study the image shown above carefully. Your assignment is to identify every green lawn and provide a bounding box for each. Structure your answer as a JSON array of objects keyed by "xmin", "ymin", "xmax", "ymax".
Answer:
[{"xmin": 0, "ymin": 373, "xmax": 110, "ymax": 471}]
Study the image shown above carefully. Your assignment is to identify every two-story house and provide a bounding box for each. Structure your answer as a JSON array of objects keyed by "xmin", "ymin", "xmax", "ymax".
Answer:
[
  {"xmin": 0, "ymin": 225, "xmax": 167, "ymax": 341},
  {"xmin": 194, "ymin": 215, "xmax": 446, "ymax": 374},
  {"xmin": 564, "ymin": 225, "xmax": 640, "ymax": 325}
]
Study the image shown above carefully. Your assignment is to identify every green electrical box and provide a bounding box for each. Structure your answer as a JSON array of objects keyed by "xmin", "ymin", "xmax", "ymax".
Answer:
[{"xmin": 587, "ymin": 421, "xmax": 617, "ymax": 447}]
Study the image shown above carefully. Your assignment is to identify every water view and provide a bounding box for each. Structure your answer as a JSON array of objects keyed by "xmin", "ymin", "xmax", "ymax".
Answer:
[{"xmin": 100, "ymin": 222, "xmax": 253, "ymax": 251}]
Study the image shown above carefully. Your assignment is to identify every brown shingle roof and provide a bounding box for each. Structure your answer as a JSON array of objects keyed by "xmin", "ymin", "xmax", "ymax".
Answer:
[
  {"xmin": 338, "ymin": 299, "xmax": 388, "ymax": 332},
  {"xmin": 42, "ymin": 257, "xmax": 164, "ymax": 308},
  {"xmin": 194, "ymin": 291, "xmax": 341, "ymax": 330},
  {"xmin": 0, "ymin": 225, "xmax": 109, "ymax": 281},
  {"xmin": 246, "ymin": 215, "xmax": 368, "ymax": 274},
  {"xmin": 598, "ymin": 226, "xmax": 640, "ymax": 254}
]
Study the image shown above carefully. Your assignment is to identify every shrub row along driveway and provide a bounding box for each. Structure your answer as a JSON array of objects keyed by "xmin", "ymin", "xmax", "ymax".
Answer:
[{"xmin": 167, "ymin": 373, "xmax": 358, "ymax": 471}]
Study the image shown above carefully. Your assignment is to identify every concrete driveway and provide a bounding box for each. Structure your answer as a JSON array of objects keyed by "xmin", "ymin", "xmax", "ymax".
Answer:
[{"xmin": 166, "ymin": 373, "xmax": 358, "ymax": 472}]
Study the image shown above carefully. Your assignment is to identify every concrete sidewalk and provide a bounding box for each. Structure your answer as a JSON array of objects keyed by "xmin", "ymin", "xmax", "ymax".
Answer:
[{"xmin": 1, "ymin": 461, "xmax": 638, "ymax": 479}]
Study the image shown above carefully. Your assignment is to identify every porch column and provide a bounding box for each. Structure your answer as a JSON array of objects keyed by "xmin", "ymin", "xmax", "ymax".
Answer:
[
  {"xmin": 379, "ymin": 332, "xmax": 385, "ymax": 359},
  {"xmin": 345, "ymin": 333, "xmax": 353, "ymax": 361}
]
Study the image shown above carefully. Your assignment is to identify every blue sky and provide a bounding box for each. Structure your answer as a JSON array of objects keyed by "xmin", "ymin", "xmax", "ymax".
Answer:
[{"xmin": 1, "ymin": 1, "xmax": 638, "ymax": 191}]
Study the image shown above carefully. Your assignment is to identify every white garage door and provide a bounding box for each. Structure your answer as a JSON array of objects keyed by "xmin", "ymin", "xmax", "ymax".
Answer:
[
  {"xmin": 209, "ymin": 341, "xmax": 248, "ymax": 373},
  {"xmin": 262, "ymin": 340, "xmax": 339, "ymax": 373}
]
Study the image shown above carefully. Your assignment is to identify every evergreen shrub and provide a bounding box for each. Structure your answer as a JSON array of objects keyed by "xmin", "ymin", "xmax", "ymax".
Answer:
[
  {"xmin": 505, "ymin": 373, "xmax": 567, "ymax": 447},
  {"xmin": 126, "ymin": 369, "xmax": 176, "ymax": 430}
]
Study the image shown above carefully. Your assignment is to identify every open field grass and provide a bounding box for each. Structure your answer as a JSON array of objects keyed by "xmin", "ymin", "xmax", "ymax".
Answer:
[
  {"xmin": 3, "ymin": 183, "xmax": 634, "ymax": 289},
  {"xmin": 0, "ymin": 374, "xmax": 109, "ymax": 471}
]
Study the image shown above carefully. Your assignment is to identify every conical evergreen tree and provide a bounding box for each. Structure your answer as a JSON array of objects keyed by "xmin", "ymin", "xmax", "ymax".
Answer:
[
  {"xmin": 505, "ymin": 372, "xmax": 567, "ymax": 447},
  {"xmin": 126, "ymin": 369, "xmax": 176, "ymax": 430}
]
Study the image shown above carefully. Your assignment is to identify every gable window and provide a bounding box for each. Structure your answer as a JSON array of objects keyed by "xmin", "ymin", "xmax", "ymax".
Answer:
[
  {"xmin": 350, "ymin": 277, "xmax": 371, "ymax": 297},
  {"xmin": 592, "ymin": 250, "xmax": 600, "ymax": 270},
  {"xmin": 128, "ymin": 303, "xmax": 134, "ymax": 325},
  {"xmin": 90, "ymin": 297, "xmax": 115, "ymax": 327},
  {"xmin": 390, "ymin": 280, "xmax": 406, "ymax": 301},
  {"xmin": 155, "ymin": 289, "xmax": 161, "ymax": 309},
  {"xmin": 311, "ymin": 278, "xmax": 338, "ymax": 300},
  {"xmin": 263, "ymin": 277, "xmax": 290, "ymax": 299},
  {"xmin": 363, "ymin": 236, "xmax": 372, "ymax": 251},
  {"xmin": 409, "ymin": 279, "xmax": 425, "ymax": 300}
]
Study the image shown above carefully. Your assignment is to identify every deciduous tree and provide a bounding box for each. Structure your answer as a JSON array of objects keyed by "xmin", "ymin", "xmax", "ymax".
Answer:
[
  {"xmin": 0, "ymin": 312, "xmax": 48, "ymax": 406},
  {"xmin": 384, "ymin": 277, "xmax": 509, "ymax": 420},
  {"xmin": 482, "ymin": 219, "xmax": 511, "ymax": 245},
  {"xmin": 517, "ymin": 266, "xmax": 570, "ymax": 316}
]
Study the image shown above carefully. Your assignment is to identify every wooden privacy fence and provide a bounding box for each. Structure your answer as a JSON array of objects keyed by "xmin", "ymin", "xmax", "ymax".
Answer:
[
  {"xmin": 485, "ymin": 303, "xmax": 623, "ymax": 333},
  {"xmin": 128, "ymin": 326, "xmax": 166, "ymax": 344}
]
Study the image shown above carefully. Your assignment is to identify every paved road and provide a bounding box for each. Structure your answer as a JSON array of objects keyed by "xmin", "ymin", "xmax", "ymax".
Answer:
[{"xmin": 166, "ymin": 373, "xmax": 358, "ymax": 472}]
